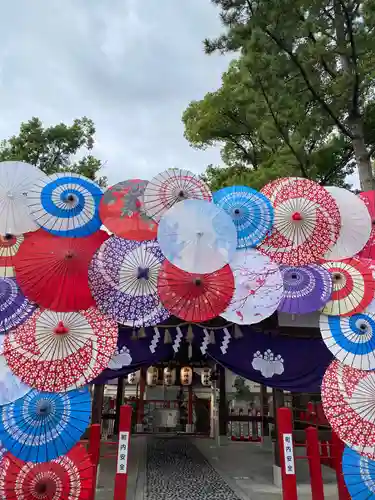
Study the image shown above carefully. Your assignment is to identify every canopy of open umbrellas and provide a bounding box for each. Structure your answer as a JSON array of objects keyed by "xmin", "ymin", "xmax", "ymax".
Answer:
[{"xmin": 0, "ymin": 160, "xmax": 375, "ymax": 497}]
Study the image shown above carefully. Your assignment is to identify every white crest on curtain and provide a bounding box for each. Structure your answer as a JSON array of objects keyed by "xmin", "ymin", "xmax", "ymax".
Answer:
[{"xmin": 251, "ymin": 350, "xmax": 284, "ymax": 378}]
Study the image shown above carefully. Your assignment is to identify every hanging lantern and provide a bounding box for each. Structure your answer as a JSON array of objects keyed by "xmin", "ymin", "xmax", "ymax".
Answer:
[
  {"xmin": 201, "ymin": 368, "xmax": 212, "ymax": 386},
  {"xmin": 163, "ymin": 367, "xmax": 176, "ymax": 386},
  {"xmin": 180, "ymin": 366, "xmax": 193, "ymax": 386},
  {"xmin": 127, "ymin": 371, "xmax": 140, "ymax": 384},
  {"xmin": 147, "ymin": 366, "xmax": 159, "ymax": 386}
]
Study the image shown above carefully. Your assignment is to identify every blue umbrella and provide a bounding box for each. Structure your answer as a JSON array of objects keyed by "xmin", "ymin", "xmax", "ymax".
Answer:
[
  {"xmin": 213, "ymin": 185, "xmax": 273, "ymax": 248},
  {"xmin": 27, "ymin": 173, "xmax": 103, "ymax": 237},
  {"xmin": 0, "ymin": 386, "xmax": 91, "ymax": 463},
  {"xmin": 320, "ymin": 312, "xmax": 375, "ymax": 371},
  {"xmin": 343, "ymin": 445, "xmax": 375, "ymax": 498}
]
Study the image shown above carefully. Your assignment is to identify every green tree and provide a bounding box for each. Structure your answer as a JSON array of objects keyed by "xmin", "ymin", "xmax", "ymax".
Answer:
[
  {"xmin": 0, "ymin": 117, "xmax": 107, "ymax": 186},
  {"xmin": 184, "ymin": 0, "xmax": 375, "ymax": 191}
]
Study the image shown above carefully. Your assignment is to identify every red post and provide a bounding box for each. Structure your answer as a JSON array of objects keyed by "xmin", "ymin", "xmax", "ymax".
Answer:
[
  {"xmin": 88, "ymin": 423, "xmax": 101, "ymax": 500},
  {"xmin": 331, "ymin": 432, "xmax": 350, "ymax": 500},
  {"xmin": 277, "ymin": 407, "xmax": 298, "ymax": 500},
  {"xmin": 113, "ymin": 405, "xmax": 133, "ymax": 500},
  {"xmin": 306, "ymin": 427, "xmax": 324, "ymax": 500}
]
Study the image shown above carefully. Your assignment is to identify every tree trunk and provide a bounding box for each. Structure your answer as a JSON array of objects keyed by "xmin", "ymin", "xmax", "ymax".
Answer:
[{"xmin": 349, "ymin": 116, "xmax": 375, "ymax": 191}]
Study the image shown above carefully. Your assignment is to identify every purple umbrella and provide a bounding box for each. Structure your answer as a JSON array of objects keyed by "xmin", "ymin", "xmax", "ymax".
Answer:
[
  {"xmin": 89, "ymin": 236, "xmax": 170, "ymax": 327},
  {"xmin": 0, "ymin": 277, "xmax": 36, "ymax": 333},
  {"xmin": 278, "ymin": 264, "xmax": 332, "ymax": 315}
]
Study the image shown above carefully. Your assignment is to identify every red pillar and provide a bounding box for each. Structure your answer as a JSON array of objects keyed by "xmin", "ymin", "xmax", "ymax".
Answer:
[
  {"xmin": 137, "ymin": 368, "xmax": 146, "ymax": 430},
  {"xmin": 306, "ymin": 427, "xmax": 324, "ymax": 500},
  {"xmin": 113, "ymin": 405, "xmax": 133, "ymax": 500},
  {"xmin": 277, "ymin": 407, "xmax": 298, "ymax": 500},
  {"xmin": 88, "ymin": 423, "xmax": 101, "ymax": 500},
  {"xmin": 331, "ymin": 432, "xmax": 351, "ymax": 500}
]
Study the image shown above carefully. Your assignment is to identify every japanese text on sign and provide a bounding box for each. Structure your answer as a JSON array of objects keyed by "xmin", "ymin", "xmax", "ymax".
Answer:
[
  {"xmin": 282, "ymin": 433, "xmax": 295, "ymax": 475},
  {"xmin": 117, "ymin": 431, "xmax": 130, "ymax": 474}
]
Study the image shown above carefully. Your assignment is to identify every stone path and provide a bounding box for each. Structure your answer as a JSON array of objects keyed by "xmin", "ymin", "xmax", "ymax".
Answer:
[{"xmin": 145, "ymin": 437, "xmax": 242, "ymax": 500}]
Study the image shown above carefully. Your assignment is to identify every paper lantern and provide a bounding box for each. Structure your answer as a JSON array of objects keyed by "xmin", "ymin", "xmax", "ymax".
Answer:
[
  {"xmin": 180, "ymin": 366, "xmax": 193, "ymax": 386},
  {"xmin": 163, "ymin": 367, "xmax": 176, "ymax": 386},
  {"xmin": 127, "ymin": 371, "xmax": 140, "ymax": 384},
  {"xmin": 201, "ymin": 368, "xmax": 212, "ymax": 386},
  {"xmin": 147, "ymin": 366, "xmax": 159, "ymax": 386}
]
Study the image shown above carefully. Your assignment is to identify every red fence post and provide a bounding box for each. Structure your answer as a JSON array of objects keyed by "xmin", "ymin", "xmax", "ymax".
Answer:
[
  {"xmin": 88, "ymin": 423, "xmax": 101, "ymax": 500},
  {"xmin": 306, "ymin": 427, "xmax": 324, "ymax": 500},
  {"xmin": 113, "ymin": 405, "xmax": 133, "ymax": 500},
  {"xmin": 331, "ymin": 432, "xmax": 350, "ymax": 500},
  {"xmin": 277, "ymin": 407, "xmax": 298, "ymax": 500}
]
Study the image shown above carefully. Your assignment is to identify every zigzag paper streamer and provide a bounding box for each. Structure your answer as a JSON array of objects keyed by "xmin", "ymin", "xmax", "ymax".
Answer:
[
  {"xmin": 150, "ymin": 327, "xmax": 160, "ymax": 353},
  {"xmin": 220, "ymin": 327, "xmax": 231, "ymax": 354},
  {"xmin": 200, "ymin": 329, "xmax": 210, "ymax": 354},
  {"xmin": 173, "ymin": 326, "xmax": 183, "ymax": 353}
]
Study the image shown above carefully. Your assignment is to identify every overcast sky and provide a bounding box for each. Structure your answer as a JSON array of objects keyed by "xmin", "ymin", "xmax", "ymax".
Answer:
[{"xmin": 0, "ymin": 1, "xmax": 232, "ymax": 184}]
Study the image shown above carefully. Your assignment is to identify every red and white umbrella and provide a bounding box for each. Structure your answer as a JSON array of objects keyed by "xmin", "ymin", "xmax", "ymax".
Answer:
[
  {"xmin": 2, "ymin": 308, "xmax": 118, "ymax": 392},
  {"xmin": 0, "ymin": 444, "xmax": 94, "ymax": 500},
  {"xmin": 143, "ymin": 168, "xmax": 212, "ymax": 222},
  {"xmin": 14, "ymin": 229, "xmax": 108, "ymax": 312},
  {"xmin": 357, "ymin": 191, "xmax": 375, "ymax": 259},
  {"xmin": 258, "ymin": 177, "xmax": 341, "ymax": 265},
  {"xmin": 322, "ymin": 360, "xmax": 375, "ymax": 460},
  {"xmin": 157, "ymin": 260, "xmax": 234, "ymax": 322},
  {"xmin": 320, "ymin": 258, "xmax": 375, "ymax": 316},
  {"xmin": 0, "ymin": 234, "xmax": 26, "ymax": 278}
]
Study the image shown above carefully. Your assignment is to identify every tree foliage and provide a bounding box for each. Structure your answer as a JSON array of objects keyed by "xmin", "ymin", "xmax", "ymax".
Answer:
[
  {"xmin": 0, "ymin": 117, "xmax": 107, "ymax": 186},
  {"xmin": 183, "ymin": 0, "xmax": 375, "ymax": 191}
]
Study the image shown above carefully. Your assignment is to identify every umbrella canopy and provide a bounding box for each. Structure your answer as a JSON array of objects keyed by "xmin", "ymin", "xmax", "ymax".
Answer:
[
  {"xmin": 14, "ymin": 229, "xmax": 108, "ymax": 312},
  {"xmin": 99, "ymin": 179, "xmax": 157, "ymax": 241},
  {"xmin": 3, "ymin": 308, "xmax": 118, "ymax": 392},
  {"xmin": 143, "ymin": 168, "xmax": 212, "ymax": 222},
  {"xmin": 0, "ymin": 336, "xmax": 31, "ymax": 406},
  {"xmin": 258, "ymin": 177, "xmax": 341, "ymax": 265},
  {"xmin": 0, "ymin": 234, "xmax": 26, "ymax": 278},
  {"xmin": 0, "ymin": 444, "xmax": 93, "ymax": 500},
  {"xmin": 157, "ymin": 199, "xmax": 237, "ymax": 274},
  {"xmin": 221, "ymin": 248, "xmax": 284, "ymax": 325},
  {"xmin": 0, "ymin": 161, "xmax": 47, "ymax": 236},
  {"xmin": 323, "ymin": 187, "xmax": 371, "ymax": 260},
  {"xmin": 278, "ymin": 265, "xmax": 332, "ymax": 315},
  {"xmin": 89, "ymin": 237, "xmax": 170, "ymax": 327},
  {"xmin": 320, "ymin": 259, "xmax": 375, "ymax": 316},
  {"xmin": 158, "ymin": 260, "xmax": 234, "ymax": 322},
  {"xmin": 320, "ymin": 309, "xmax": 375, "ymax": 370},
  {"xmin": 212, "ymin": 185, "xmax": 274, "ymax": 249},
  {"xmin": 343, "ymin": 446, "xmax": 375, "ymax": 499},
  {"xmin": 27, "ymin": 173, "xmax": 103, "ymax": 237},
  {"xmin": 0, "ymin": 387, "xmax": 91, "ymax": 462},
  {"xmin": 357, "ymin": 191, "xmax": 375, "ymax": 260},
  {"xmin": 0, "ymin": 277, "xmax": 36, "ymax": 333},
  {"xmin": 322, "ymin": 360, "xmax": 375, "ymax": 460}
]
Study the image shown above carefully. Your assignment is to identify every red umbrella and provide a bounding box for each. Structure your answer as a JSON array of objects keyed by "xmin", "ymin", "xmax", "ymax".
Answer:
[
  {"xmin": 0, "ymin": 444, "xmax": 94, "ymax": 499},
  {"xmin": 14, "ymin": 229, "xmax": 109, "ymax": 311},
  {"xmin": 357, "ymin": 191, "xmax": 375, "ymax": 259},
  {"xmin": 0, "ymin": 233, "xmax": 27, "ymax": 278},
  {"xmin": 157, "ymin": 260, "xmax": 234, "ymax": 322}
]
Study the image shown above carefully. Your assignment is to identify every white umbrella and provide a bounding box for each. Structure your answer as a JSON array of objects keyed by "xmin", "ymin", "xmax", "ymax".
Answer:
[{"xmin": 0, "ymin": 161, "xmax": 47, "ymax": 235}]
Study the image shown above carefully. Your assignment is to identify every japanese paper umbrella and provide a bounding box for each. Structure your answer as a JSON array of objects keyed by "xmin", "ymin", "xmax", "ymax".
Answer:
[
  {"xmin": 157, "ymin": 199, "xmax": 237, "ymax": 274},
  {"xmin": 88, "ymin": 237, "xmax": 170, "ymax": 327},
  {"xmin": 0, "ymin": 444, "xmax": 93, "ymax": 500},
  {"xmin": 342, "ymin": 446, "xmax": 375, "ymax": 499},
  {"xmin": 320, "ymin": 308, "xmax": 375, "ymax": 370},
  {"xmin": 320, "ymin": 258, "xmax": 375, "ymax": 316},
  {"xmin": 212, "ymin": 185, "xmax": 274, "ymax": 249},
  {"xmin": 0, "ymin": 161, "xmax": 48, "ymax": 236},
  {"xmin": 3, "ymin": 308, "xmax": 118, "ymax": 392},
  {"xmin": 14, "ymin": 229, "xmax": 109, "ymax": 312},
  {"xmin": 99, "ymin": 179, "xmax": 157, "ymax": 241},
  {"xmin": 357, "ymin": 191, "xmax": 375, "ymax": 260},
  {"xmin": 143, "ymin": 168, "xmax": 212, "ymax": 222},
  {"xmin": 0, "ymin": 387, "xmax": 91, "ymax": 463},
  {"xmin": 157, "ymin": 260, "xmax": 235, "ymax": 322},
  {"xmin": 321, "ymin": 360, "xmax": 375, "ymax": 460},
  {"xmin": 0, "ymin": 277, "xmax": 36, "ymax": 333},
  {"xmin": 0, "ymin": 233, "xmax": 26, "ymax": 278},
  {"xmin": 27, "ymin": 173, "xmax": 103, "ymax": 237},
  {"xmin": 258, "ymin": 177, "xmax": 341, "ymax": 266},
  {"xmin": 277, "ymin": 264, "xmax": 332, "ymax": 315},
  {"xmin": 221, "ymin": 248, "xmax": 284, "ymax": 325},
  {"xmin": 0, "ymin": 336, "xmax": 31, "ymax": 406}
]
